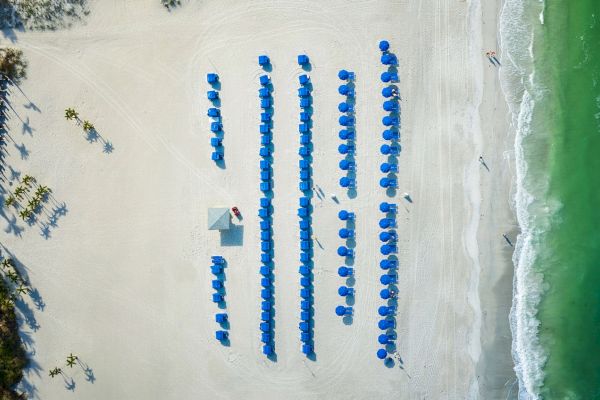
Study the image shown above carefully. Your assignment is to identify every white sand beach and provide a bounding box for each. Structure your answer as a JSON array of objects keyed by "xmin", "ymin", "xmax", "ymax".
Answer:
[{"xmin": 1, "ymin": 0, "xmax": 517, "ymax": 398}]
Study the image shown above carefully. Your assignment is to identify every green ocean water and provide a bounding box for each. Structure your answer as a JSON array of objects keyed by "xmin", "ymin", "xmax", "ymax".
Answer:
[{"xmin": 527, "ymin": 1, "xmax": 600, "ymax": 399}]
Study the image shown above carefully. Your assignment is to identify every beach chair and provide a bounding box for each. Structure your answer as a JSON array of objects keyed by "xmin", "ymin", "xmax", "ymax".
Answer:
[
  {"xmin": 261, "ymin": 301, "xmax": 272, "ymax": 311},
  {"xmin": 299, "ymin": 265, "xmax": 310, "ymax": 276},
  {"xmin": 300, "ymin": 277, "xmax": 311, "ymax": 288},
  {"xmin": 216, "ymin": 330, "xmax": 228, "ymax": 341},
  {"xmin": 300, "ymin": 288, "xmax": 311, "ymax": 299},
  {"xmin": 216, "ymin": 313, "xmax": 228, "ymax": 323},
  {"xmin": 207, "ymin": 73, "xmax": 218, "ymax": 84},
  {"xmin": 301, "ymin": 300, "xmax": 311, "ymax": 311},
  {"xmin": 207, "ymin": 108, "xmax": 220, "ymax": 118},
  {"xmin": 261, "ymin": 289, "xmax": 272, "ymax": 300},
  {"xmin": 338, "ymin": 286, "xmax": 354, "ymax": 296},
  {"xmin": 259, "ymin": 74, "xmax": 270, "ymax": 86},
  {"xmin": 260, "ymin": 266, "xmax": 270, "ymax": 276},
  {"xmin": 212, "ymin": 293, "xmax": 224, "ymax": 303},
  {"xmin": 335, "ymin": 306, "xmax": 353, "ymax": 316},
  {"xmin": 337, "ymin": 266, "xmax": 354, "ymax": 277},
  {"xmin": 207, "ymin": 90, "xmax": 219, "ymax": 100},
  {"xmin": 299, "ymin": 74, "xmax": 310, "ymax": 85},
  {"xmin": 211, "ymin": 280, "xmax": 223, "ymax": 290},
  {"xmin": 260, "ymin": 98, "xmax": 272, "ymax": 109},
  {"xmin": 297, "ymin": 54, "xmax": 309, "ymax": 66},
  {"xmin": 261, "ymin": 333, "xmax": 271, "ymax": 343},
  {"xmin": 258, "ymin": 55, "xmax": 270, "ymax": 66}
]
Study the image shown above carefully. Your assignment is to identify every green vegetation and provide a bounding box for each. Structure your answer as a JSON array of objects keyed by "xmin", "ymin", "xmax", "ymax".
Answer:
[
  {"xmin": 3, "ymin": 174, "xmax": 52, "ymax": 221},
  {"xmin": 0, "ymin": 47, "xmax": 27, "ymax": 83},
  {"xmin": 0, "ymin": 258, "xmax": 28, "ymax": 399},
  {"xmin": 64, "ymin": 107, "xmax": 78, "ymax": 121},
  {"xmin": 0, "ymin": 0, "xmax": 89, "ymax": 30},
  {"xmin": 161, "ymin": 0, "xmax": 180, "ymax": 10},
  {"xmin": 82, "ymin": 120, "xmax": 94, "ymax": 132}
]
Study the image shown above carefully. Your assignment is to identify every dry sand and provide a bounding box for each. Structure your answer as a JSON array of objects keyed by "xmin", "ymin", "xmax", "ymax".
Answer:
[{"xmin": 1, "ymin": 0, "xmax": 517, "ymax": 398}]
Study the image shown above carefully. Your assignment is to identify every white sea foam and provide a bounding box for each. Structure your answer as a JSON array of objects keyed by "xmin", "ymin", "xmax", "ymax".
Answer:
[{"xmin": 498, "ymin": 0, "xmax": 548, "ymax": 398}]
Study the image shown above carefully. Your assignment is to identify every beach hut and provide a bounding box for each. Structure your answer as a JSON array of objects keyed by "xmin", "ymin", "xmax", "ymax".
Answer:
[
  {"xmin": 300, "ymin": 288, "xmax": 311, "ymax": 299},
  {"xmin": 261, "ymin": 277, "xmax": 271, "ymax": 288},
  {"xmin": 261, "ymin": 252, "xmax": 272, "ymax": 263},
  {"xmin": 207, "ymin": 207, "xmax": 231, "ymax": 231},
  {"xmin": 302, "ymin": 344, "xmax": 313, "ymax": 355},
  {"xmin": 300, "ymin": 277, "xmax": 311, "ymax": 288},
  {"xmin": 299, "ymin": 220, "xmax": 310, "ymax": 230},
  {"xmin": 258, "ymin": 55, "xmax": 270, "ymax": 66},
  {"xmin": 211, "ymin": 280, "xmax": 223, "ymax": 290},
  {"xmin": 263, "ymin": 345, "xmax": 273, "ymax": 356},
  {"xmin": 300, "ymin": 97, "xmax": 312, "ymax": 108},
  {"xmin": 261, "ymin": 289, "xmax": 272, "ymax": 300},
  {"xmin": 298, "ymin": 87, "xmax": 310, "ymax": 97},
  {"xmin": 259, "ymin": 74, "xmax": 270, "ymax": 86},
  {"xmin": 211, "ymin": 264, "xmax": 223, "ymax": 275},
  {"xmin": 379, "ymin": 40, "xmax": 390, "ymax": 52},
  {"xmin": 299, "ymin": 265, "xmax": 310, "ymax": 276},
  {"xmin": 335, "ymin": 305, "xmax": 353, "ymax": 316},
  {"xmin": 212, "ymin": 293, "xmax": 224, "ymax": 303},
  {"xmin": 337, "ymin": 266, "xmax": 354, "ymax": 277},
  {"xmin": 260, "ymin": 322, "xmax": 270, "ymax": 333},
  {"xmin": 216, "ymin": 330, "xmax": 228, "ymax": 341},
  {"xmin": 338, "ymin": 228, "xmax": 354, "ymax": 239},
  {"xmin": 210, "ymin": 137, "xmax": 222, "ymax": 147},
  {"xmin": 301, "ymin": 300, "xmax": 311, "ymax": 310},
  {"xmin": 300, "ymin": 112, "xmax": 311, "ymax": 122},
  {"xmin": 261, "ymin": 98, "xmax": 271, "ymax": 108},
  {"xmin": 261, "ymin": 301, "xmax": 272, "ymax": 311},
  {"xmin": 261, "ymin": 333, "xmax": 271, "ymax": 343},
  {"xmin": 338, "ymin": 286, "xmax": 354, "ymax": 296},
  {"xmin": 299, "ymin": 321, "xmax": 310, "ymax": 332},
  {"xmin": 338, "ymin": 210, "xmax": 354, "ymax": 221},
  {"xmin": 297, "ymin": 54, "xmax": 309, "ymax": 65},
  {"xmin": 216, "ymin": 313, "xmax": 228, "ymax": 324}
]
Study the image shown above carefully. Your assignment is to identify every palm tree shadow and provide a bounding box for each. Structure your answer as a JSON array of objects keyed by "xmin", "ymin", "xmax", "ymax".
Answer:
[{"xmin": 63, "ymin": 376, "xmax": 76, "ymax": 391}]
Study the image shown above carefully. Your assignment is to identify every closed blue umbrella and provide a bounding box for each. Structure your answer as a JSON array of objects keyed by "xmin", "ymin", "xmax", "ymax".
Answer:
[
  {"xmin": 338, "ymin": 69, "xmax": 349, "ymax": 80},
  {"xmin": 379, "ymin": 40, "xmax": 390, "ymax": 52},
  {"xmin": 380, "ymin": 274, "xmax": 397, "ymax": 285}
]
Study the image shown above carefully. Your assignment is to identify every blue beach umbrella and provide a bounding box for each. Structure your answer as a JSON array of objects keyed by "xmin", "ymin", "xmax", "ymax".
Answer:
[
  {"xmin": 338, "ymin": 69, "xmax": 349, "ymax": 80},
  {"xmin": 379, "ymin": 40, "xmax": 390, "ymax": 52},
  {"xmin": 380, "ymin": 288, "xmax": 391, "ymax": 300},
  {"xmin": 382, "ymin": 86, "xmax": 395, "ymax": 97},
  {"xmin": 378, "ymin": 319, "xmax": 394, "ymax": 330},
  {"xmin": 377, "ymin": 349, "xmax": 388, "ymax": 360}
]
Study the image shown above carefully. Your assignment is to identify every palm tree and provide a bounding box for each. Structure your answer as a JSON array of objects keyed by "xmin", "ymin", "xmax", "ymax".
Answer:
[
  {"xmin": 66, "ymin": 353, "xmax": 78, "ymax": 368},
  {"xmin": 14, "ymin": 186, "xmax": 26, "ymax": 200},
  {"xmin": 4, "ymin": 195, "xmax": 16, "ymax": 207},
  {"xmin": 21, "ymin": 175, "xmax": 35, "ymax": 187},
  {"xmin": 64, "ymin": 108, "xmax": 78, "ymax": 120},
  {"xmin": 49, "ymin": 367, "xmax": 62, "ymax": 378},
  {"xmin": 6, "ymin": 270, "xmax": 19, "ymax": 284},
  {"xmin": 1, "ymin": 259, "xmax": 13, "ymax": 270},
  {"xmin": 16, "ymin": 284, "xmax": 28, "ymax": 295},
  {"xmin": 82, "ymin": 120, "xmax": 94, "ymax": 132},
  {"xmin": 18, "ymin": 208, "xmax": 31, "ymax": 221}
]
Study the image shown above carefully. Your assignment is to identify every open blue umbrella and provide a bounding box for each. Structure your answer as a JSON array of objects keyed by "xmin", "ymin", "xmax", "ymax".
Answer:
[
  {"xmin": 380, "ymin": 273, "xmax": 397, "ymax": 285},
  {"xmin": 382, "ymin": 115, "xmax": 399, "ymax": 126},
  {"xmin": 380, "ymin": 177, "xmax": 391, "ymax": 188},
  {"xmin": 379, "ymin": 202, "xmax": 392, "ymax": 212},
  {"xmin": 338, "ymin": 102, "xmax": 351, "ymax": 113},
  {"xmin": 339, "ymin": 129, "xmax": 354, "ymax": 140},
  {"xmin": 339, "ymin": 228, "xmax": 354, "ymax": 238},
  {"xmin": 338, "ymin": 84, "xmax": 350, "ymax": 95},
  {"xmin": 378, "ymin": 319, "xmax": 394, "ymax": 330},
  {"xmin": 379, "ymin": 40, "xmax": 390, "ymax": 52},
  {"xmin": 380, "ymin": 144, "xmax": 399, "ymax": 155},
  {"xmin": 381, "ymin": 245, "xmax": 397, "ymax": 255},
  {"xmin": 378, "ymin": 305, "xmax": 394, "ymax": 316},
  {"xmin": 378, "ymin": 334, "xmax": 393, "ymax": 345},
  {"xmin": 380, "ymin": 288, "xmax": 391, "ymax": 300},
  {"xmin": 377, "ymin": 348, "xmax": 388, "ymax": 360},
  {"xmin": 339, "ymin": 159, "xmax": 353, "ymax": 170},
  {"xmin": 338, "ymin": 210, "xmax": 352, "ymax": 220},
  {"xmin": 335, "ymin": 305, "xmax": 352, "ymax": 316},
  {"xmin": 379, "ymin": 231, "xmax": 394, "ymax": 242},
  {"xmin": 338, "ymin": 69, "xmax": 349, "ymax": 80},
  {"xmin": 379, "ymin": 218, "xmax": 393, "ymax": 229},
  {"xmin": 340, "ymin": 177, "xmax": 355, "ymax": 188},
  {"xmin": 383, "ymin": 100, "xmax": 398, "ymax": 111},
  {"xmin": 338, "ymin": 286, "xmax": 354, "ymax": 296},
  {"xmin": 383, "ymin": 130, "xmax": 399, "ymax": 140},
  {"xmin": 339, "ymin": 115, "xmax": 354, "ymax": 126},
  {"xmin": 381, "ymin": 72, "xmax": 392, "ymax": 83},
  {"xmin": 379, "ymin": 260, "xmax": 391, "ymax": 270},
  {"xmin": 382, "ymin": 86, "xmax": 395, "ymax": 98},
  {"xmin": 338, "ymin": 266, "xmax": 353, "ymax": 277}
]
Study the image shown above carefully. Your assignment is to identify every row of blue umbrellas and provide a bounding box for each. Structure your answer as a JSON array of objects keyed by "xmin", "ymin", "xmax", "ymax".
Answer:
[
  {"xmin": 210, "ymin": 256, "xmax": 229, "ymax": 343},
  {"xmin": 297, "ymin": 65, "xmax": 314, "ymax": 357},
  {"xmin": 206, "ymin": 73, "xmax": 223, "ymax": 162},
  {"xmin": 335, "ymin": 208, "xmax": 356, "ymax": 318},
  {"xmin": 338, "ymin": 69, "xmax": 357, "ymax": 190},
  {"xmin": 257, "ymin": 64, "xmax": 275, "ymax": 357}
]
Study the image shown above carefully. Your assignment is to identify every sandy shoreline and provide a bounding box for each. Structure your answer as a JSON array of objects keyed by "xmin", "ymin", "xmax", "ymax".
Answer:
[{"xmin": 0, "ymin": 0, "xmax": 516, "ymax": 398}]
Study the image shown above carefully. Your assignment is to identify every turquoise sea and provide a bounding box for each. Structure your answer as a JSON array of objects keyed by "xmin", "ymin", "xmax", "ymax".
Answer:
[{"xmin": 500, "ymin": 0, "xmax": 600, "ymax": 398}]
